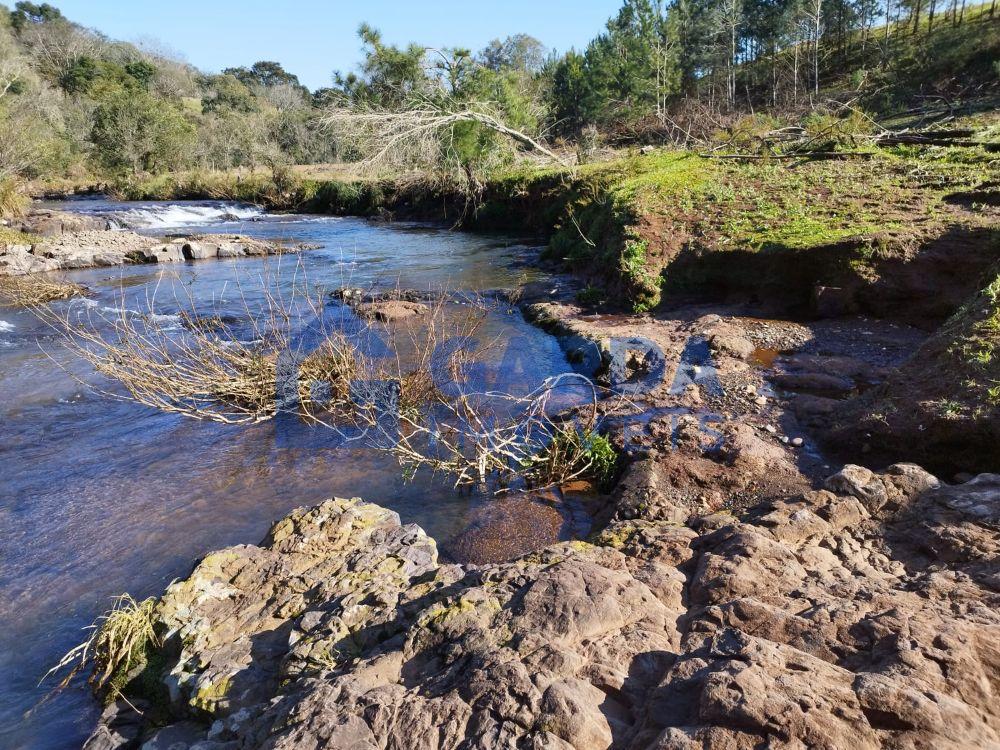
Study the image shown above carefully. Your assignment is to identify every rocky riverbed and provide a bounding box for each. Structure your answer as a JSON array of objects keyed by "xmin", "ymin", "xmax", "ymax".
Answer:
[
  {"xmin": 82, "ymin": 280, "xmax": 1000, "ymax": 749},
  {"xmin": 0, "ymin": 209, "xmax": 312, "ymax": 276}
]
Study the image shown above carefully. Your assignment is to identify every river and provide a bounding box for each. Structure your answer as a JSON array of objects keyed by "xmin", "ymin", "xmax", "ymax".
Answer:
[{"xmin": 0, "ymin": 200, "xmax": 587, "ymax": 749}]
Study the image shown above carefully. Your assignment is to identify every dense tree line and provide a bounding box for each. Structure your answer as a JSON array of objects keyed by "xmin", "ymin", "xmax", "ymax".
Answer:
[
  {"xmin": 0, "ymin": 1, "xmax": 335, "ymax": 182},
  {"xmin": 543, "ymin": 0, "xmax": 995, "ymax": 137},
  {"xmin": 0, "ymin": 0, "xmax": 993, "ymax": 186}
]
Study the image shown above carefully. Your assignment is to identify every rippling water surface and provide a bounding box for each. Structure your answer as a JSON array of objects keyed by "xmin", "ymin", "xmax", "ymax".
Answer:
[{"xmin": 0, "ymin": 200, "xmax": 584, "ymax": 749}]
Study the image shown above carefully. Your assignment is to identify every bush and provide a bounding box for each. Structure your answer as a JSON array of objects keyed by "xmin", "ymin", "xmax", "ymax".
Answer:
[
  {"xmin": 0, "ymin": 177, "xmax": 29, "ymax": 218},
  {"xmin": 527, "ymin": 425, "xmax": 619, "ymax": 488}
]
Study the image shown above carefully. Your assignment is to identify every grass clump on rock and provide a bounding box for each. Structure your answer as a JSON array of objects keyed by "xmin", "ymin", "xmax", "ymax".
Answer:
[
  {"xmin": 45, "ymin": 594, "xmax": 160, "ymax": 699},
  {"xmin": 525, "ymin": 425, "xmax": 618, "ymax": 489}
]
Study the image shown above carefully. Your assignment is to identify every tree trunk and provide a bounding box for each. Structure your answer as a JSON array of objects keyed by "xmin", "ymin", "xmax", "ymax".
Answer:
[
  {"xmin": 793, "ymin": 40, "xmax": 799, "ymax": 105},
  {"xmin": 911, "ymin": 0, "xmax": 923, "ymax": 32},
  {"xmin": 813, "ymin": 13, "xmax": 821, "ymax": 97}
]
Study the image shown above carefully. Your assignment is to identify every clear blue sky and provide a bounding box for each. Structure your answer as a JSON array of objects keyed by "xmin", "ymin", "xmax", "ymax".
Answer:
[{"xmin": 48, "ymin": 0, "xmax": 623, "ymax": 91}]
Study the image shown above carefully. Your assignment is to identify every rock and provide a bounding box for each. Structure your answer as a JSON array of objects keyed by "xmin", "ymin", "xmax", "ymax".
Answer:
[
  {"xmin": 792, "ymin": 393, "xmax": 841, "ymax": 424},
  {"xmin": 782, "ymin": 353, "xmax": 874, "ymax": 381},
  {"xmin": 824, "ymin": 464, "xmax": 888, "ymax": 511},
  {"xmin": 812, "ymin": 285, "xmax": 857, "ymax": 318},
  {"xmin": 182, "ymin": 242, "xmax": 220, "ymax": 260},
  {"xmin": 705, "ymin": 322, "xmax": 755, "ymax": 361},
  {"xmin": 791, "ymin": 437, "xmax": 804, "ymax": 447},
  {"xmin": 89, "ymin": 466, "xmax": 1000, "ymax": 750},
  {"xmin": 141, "ymin": 244, "xmax": 186, "ymax": 263},
  {"xmin": 16, "ymin": 209, "xmax": 106, "ymax": 237},
  {"xmin": 0, "ymin": 244, "xmax": 58, "ymax": 275},
  {"xmin": 216, "ymin": 243, "xmax": 245, "ymax": 258},
  {"xmin": 141, "ymin": 722, "xmax": 207, "ymax": 750},
  {"xmin": 356, "ymin": 300, "xmax": 427, "ymax": 322},
  {"xmin": 83, "ymin": 699, "xmax": 146, "ymax": 750}
]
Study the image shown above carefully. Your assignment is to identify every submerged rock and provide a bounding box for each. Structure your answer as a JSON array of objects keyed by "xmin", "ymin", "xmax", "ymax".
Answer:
[
  {"xmin": 356, "ymin": 299, "xmax": 427, "ymax": 322},
  {"xmin": 90, "ymin": 465, "xmax": 1000, "ymax": 749}
]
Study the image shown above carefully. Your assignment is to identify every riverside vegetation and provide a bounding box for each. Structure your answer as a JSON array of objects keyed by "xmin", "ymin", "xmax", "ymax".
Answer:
[{"xmin": 1, "ymin": 0, "xmax": 999, "ymax": 748}]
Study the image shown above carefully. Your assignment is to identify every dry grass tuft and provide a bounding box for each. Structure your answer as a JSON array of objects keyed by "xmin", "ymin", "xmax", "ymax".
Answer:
[
  {"xmin": 0, "ymin": 275, "xmax": 88, "ymax": 306},
  {"xmin": 44, "ymin": 594, "xmax": 159, "ymax": 696},
  {"xmin": 0, "ymin": 177, "xmax": 29, "ymax": 219}
]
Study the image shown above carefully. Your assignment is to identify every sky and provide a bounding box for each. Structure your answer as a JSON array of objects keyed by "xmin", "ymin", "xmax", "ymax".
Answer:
[{"xmin": 47, "ymin": 0, "xmax": 623, "ymax": 91}]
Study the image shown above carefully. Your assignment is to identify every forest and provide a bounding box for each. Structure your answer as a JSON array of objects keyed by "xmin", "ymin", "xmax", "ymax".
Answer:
[{"xmin": 0, "ymin": 0, "xmax": 995, "ymax": 207}]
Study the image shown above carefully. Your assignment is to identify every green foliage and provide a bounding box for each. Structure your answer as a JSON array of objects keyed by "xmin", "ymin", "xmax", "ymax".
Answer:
[
  {"xmin": 58, "ymin": 56, "xmax": 99, "ymax": 94},
  {"xmin": 201, "ymin": 73, "xmax": 259, "ymax": 114},
  {"xmin": 528, "ymin": 425, "xmax": 619, "ymax": 488},
  {"xmin": 124, "ymin": 60, "xmax": 157, "ymax": 90},
  {"xmin": 91, "ymin": 87, "xmax": 196, "ymax": 175},
  {"xmin": 478, "ymin": 34, "xmax": 547, "ymax": 73},
  {"xmin": 335, "ymin": 23, "xmax": 433, "ymax": 106},
  {"xmin": 575, "ymin": 285, "xmax": 606, "ymax": 305},
  {"xmin": 548, "ymin": 0, "xmax": 681, "ymax": 135},
  {"xmin": 9, "ymin": 1, "xmax": 63, "ymax": 31},
  {"xmin": 223, "ymin": 60, "xmax": 303, "ymax": 89}
]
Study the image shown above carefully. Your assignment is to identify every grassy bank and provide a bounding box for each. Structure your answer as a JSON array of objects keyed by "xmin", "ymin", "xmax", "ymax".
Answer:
[{"xmin": 67, "ymin": 105, "xmax": 1000, "ymax": 326}]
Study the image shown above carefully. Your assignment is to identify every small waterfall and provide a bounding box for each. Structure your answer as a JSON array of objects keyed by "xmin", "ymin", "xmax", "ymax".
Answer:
[{"xmin": 108, "ymin": 202, "xmax": 267, "ymax": 230}]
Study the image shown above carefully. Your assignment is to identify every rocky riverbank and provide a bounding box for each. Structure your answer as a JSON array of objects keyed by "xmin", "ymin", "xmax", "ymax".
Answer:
[
  {"xmin": 86, "ymin": 466, "xmax": 999, "ymax": 749},
  {"xmin": 83, "ymin": 275, "xmax": 1000, "ymax": 748},
  {"xmin": 0, "ymin": 209, "xmax": 313, "ymax": 277}
]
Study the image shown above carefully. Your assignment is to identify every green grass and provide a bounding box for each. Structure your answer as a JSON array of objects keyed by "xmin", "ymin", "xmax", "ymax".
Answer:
[{"xmin": 0, "ymin": 226, "xmax": 39, "ymax": 245}]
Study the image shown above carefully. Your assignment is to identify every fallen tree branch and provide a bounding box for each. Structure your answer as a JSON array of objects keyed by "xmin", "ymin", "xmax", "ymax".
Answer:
[{"xmin": 698, "ymin": 151, "xmax": 876, "ymax": 160}]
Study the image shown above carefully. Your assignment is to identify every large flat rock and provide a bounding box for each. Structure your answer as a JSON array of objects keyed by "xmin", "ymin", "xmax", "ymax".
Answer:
[{"xmin": 87, "ymin": 466, "xmax": 1000, "ymax": 749}]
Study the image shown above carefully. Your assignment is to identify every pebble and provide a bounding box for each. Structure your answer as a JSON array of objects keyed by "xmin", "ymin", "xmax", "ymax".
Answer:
[
  {"xmin": 754, "ymin": 396, "xmax": 768, "ymax": 406},
  {"xmin": 765, "ymin": 425, "xmax": 777, "ymax": 434},
  {"xmin": 791, "ymin": 437, "xmax": 804, "ymax": 447},
  {"xmin": 781, "ymin": 436, "xmax": 790, "ymax": 444}
]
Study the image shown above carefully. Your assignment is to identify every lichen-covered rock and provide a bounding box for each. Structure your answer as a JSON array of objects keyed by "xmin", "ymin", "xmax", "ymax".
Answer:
[
  {"xmin": 156, "ymin": 498, "xmax": 439, "ymax": 717},
  {"xmin": 89, "ymin": 468, "xmax": 1000, "ymax": 749}
]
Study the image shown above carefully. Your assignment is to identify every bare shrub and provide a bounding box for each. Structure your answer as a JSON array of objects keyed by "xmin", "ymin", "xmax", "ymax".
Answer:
[
  {"xmin": 44, "ymin": 263, "xmax": 612, "ymax": 491},
  {"xmin": 324, "ymin": 99, "xmax": 569, "ymax": 178}
]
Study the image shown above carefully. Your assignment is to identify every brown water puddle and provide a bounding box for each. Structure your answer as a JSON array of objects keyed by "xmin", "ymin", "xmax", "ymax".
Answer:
[{"xmin": 749, "ymin": 347, "xmax": 781, "ymax": 368}]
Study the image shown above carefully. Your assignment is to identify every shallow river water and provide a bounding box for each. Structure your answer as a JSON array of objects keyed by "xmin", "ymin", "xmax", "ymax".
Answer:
[{"xmin": 0, "ymin": 201, "xmax": 585, "ymax": 749}]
